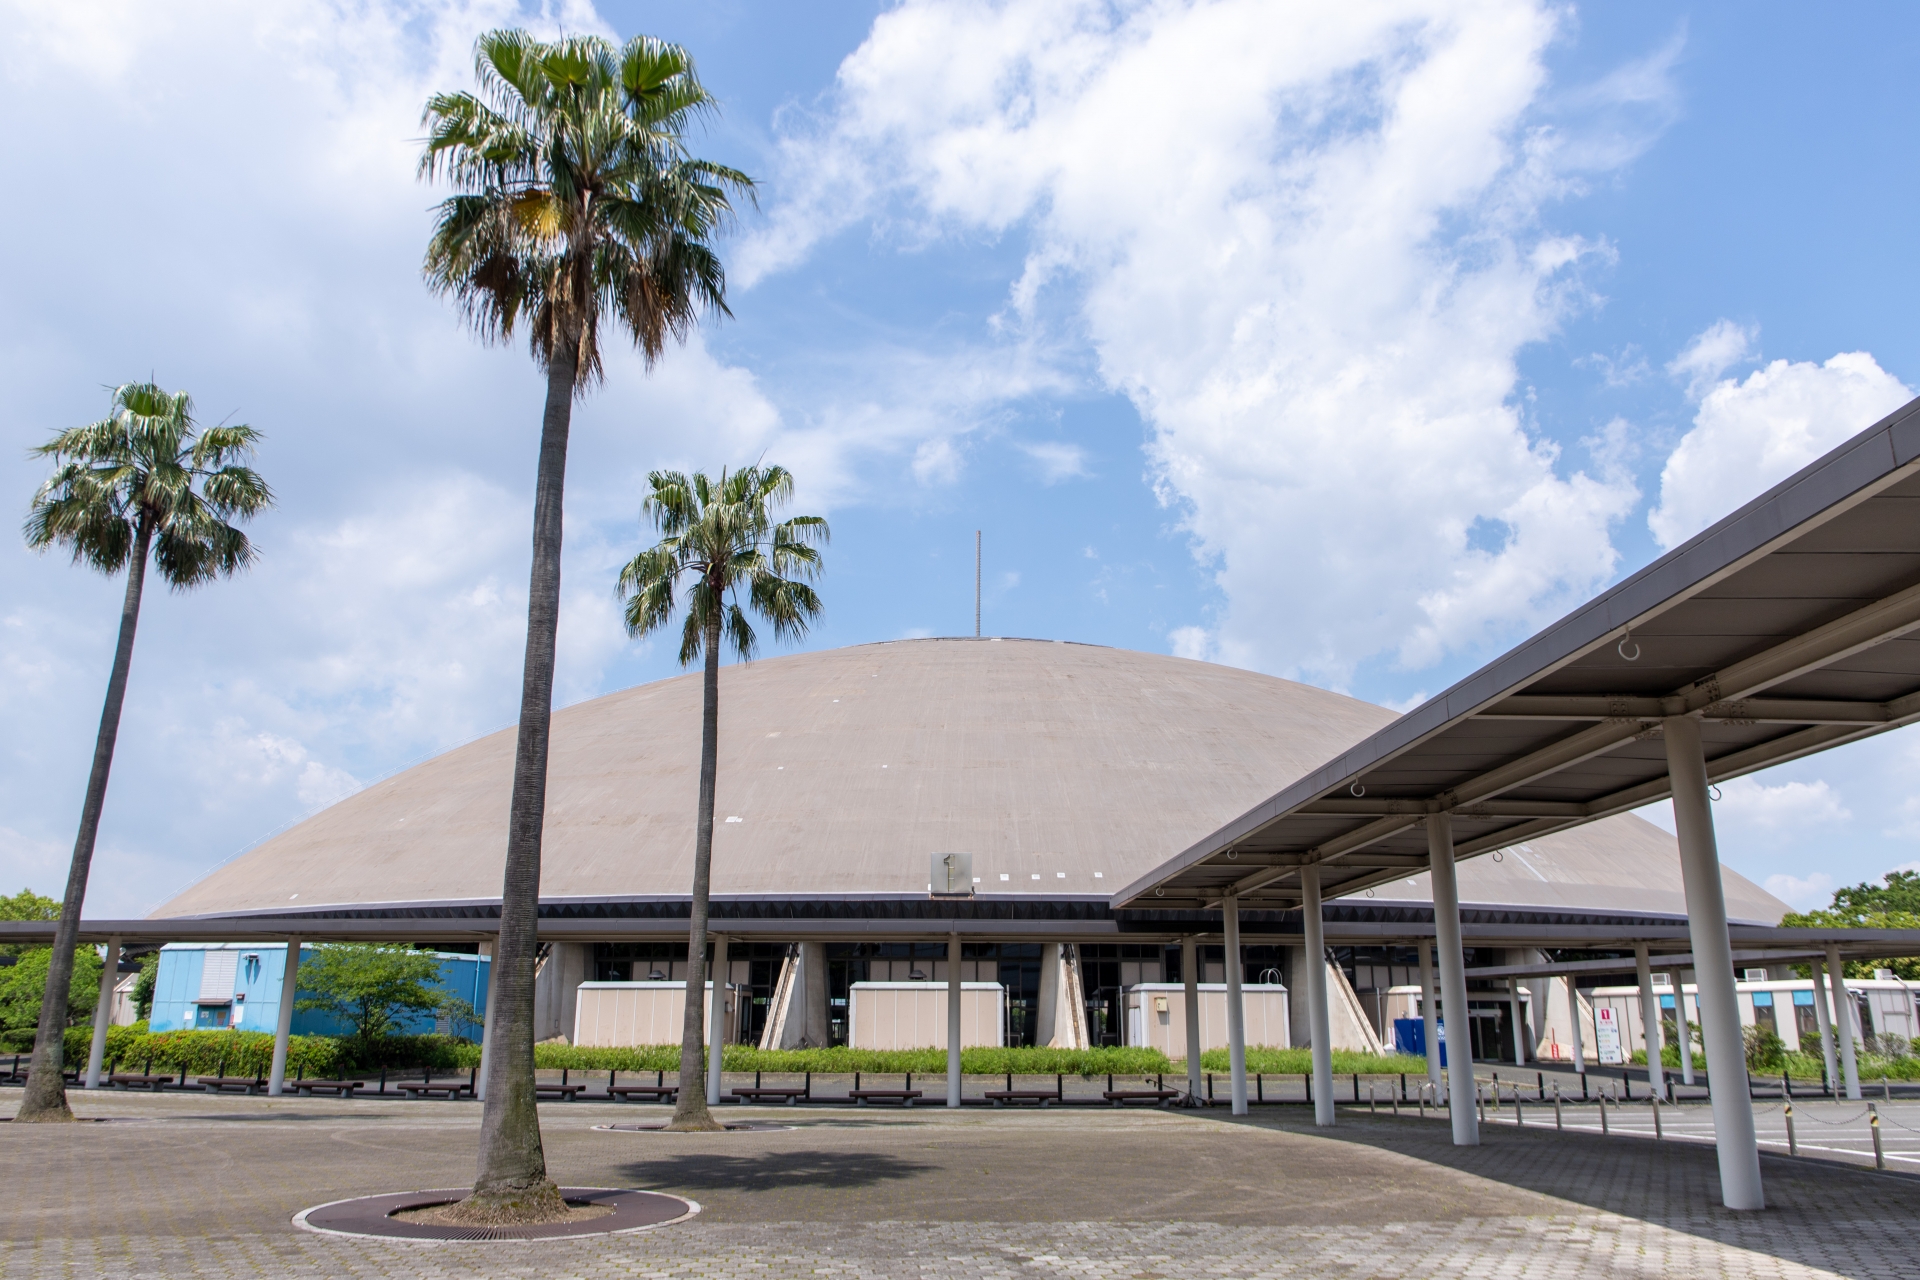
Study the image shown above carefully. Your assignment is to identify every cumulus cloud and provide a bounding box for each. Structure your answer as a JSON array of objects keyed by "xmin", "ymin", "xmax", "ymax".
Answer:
[
  {"xmin": 1713, "ymin": 776, "xmax": 1852, "ymax": 846},
  {"xmin": 1019, "ymin": 441, "xmax": 1090, "ymax": 484},
  {"xmin": 1764, "ymin": 872, "xmax": 1835, "ymax": 912},
  {"xmin": 744, "ymin": 0, "xmax": 1661, "ymax": 685},
  {"xmin": 1649, "ymin": 324, "xmax": 1912, "ymax": 550}
]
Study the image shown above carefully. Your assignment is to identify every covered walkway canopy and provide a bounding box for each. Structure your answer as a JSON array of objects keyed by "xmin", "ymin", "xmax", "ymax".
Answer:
[
  {"xmin": 1115, "ymin": 398, "xmax": 1920, "ymax": 913},
  {"xmin": 1116, "ymin": 395, "xmax": 1920, "ymax": 1209}
]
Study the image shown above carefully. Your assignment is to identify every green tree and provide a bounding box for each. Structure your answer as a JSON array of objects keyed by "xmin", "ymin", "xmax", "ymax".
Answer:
[
  {"xmin": 1782, "ymin": 870, "xmax": 1920, "ymax": 979},
  {"xmin": 16, "ymin": 384, "xmax": 270, "ymax": 1122},
  {"xmin": 618, "ymin": 465, "xmax": 826, "ymax": 1130},
  {"xmin": 0, "ymin": 889, "xmax": 60, "ymax": 958},
  {"xmin": 294, "ymin": 945, "xmax": 452, "ymax": 1058},
  {"xmin": 418, "ymin": 29, "xmax": 750, "ymax": 1220},
  {"xmin": 130, "ymin": 951, "xmax": 159, "ymax": 1022},
  {"xmin": 0, "ymin": 948, "xmax": 100, "ymax": 1053}
]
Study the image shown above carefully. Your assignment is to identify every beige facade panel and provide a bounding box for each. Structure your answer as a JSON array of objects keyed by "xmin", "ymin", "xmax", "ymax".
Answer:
[
  {"xmin": 573, "ymin": 981, "xmax": 738, "ymax": 1049},
  {"xmin": 848, "ymin": 982, "xmax": 1006, "ymax": 1050},
  {"xmin": 1125, "ymin": 983, "xmax": 1289, "ymax": 1054}
]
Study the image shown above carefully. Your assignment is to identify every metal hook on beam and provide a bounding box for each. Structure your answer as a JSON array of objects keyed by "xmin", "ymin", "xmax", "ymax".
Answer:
[{"xmin": 1618, "ymin": 628, "xmax": 1641, "ymax": 661}]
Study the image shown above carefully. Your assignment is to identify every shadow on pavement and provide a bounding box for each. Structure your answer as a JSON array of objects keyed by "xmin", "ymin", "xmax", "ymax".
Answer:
[{"xmin": 613, "ymin": 1149, "xmax": 934, "ymax": 1194}]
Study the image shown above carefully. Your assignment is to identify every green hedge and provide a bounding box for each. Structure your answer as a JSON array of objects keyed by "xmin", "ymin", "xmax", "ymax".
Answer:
[
  {"xmin": 26, "ymin": 1025, "xmax": 483, "ymax": 1078},
  {"xmin": 1198, "ymin": 1048, "xmax": 1427, "ymax": 1074},
  {"xmin": 530, "ymin": 1044, "xmax": 1176, "ymax": 1075}
]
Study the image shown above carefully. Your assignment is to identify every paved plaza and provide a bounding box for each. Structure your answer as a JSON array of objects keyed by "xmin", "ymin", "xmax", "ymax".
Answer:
[{"xmin": 6, "ymin": 1088, "xmax": 1919, "ymax": 1279}]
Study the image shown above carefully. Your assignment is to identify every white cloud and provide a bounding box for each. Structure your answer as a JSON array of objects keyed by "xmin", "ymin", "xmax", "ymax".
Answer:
[
  {"xmin": 1764, "ymin": 872, "xmax": 1835, "ymax": 912},
  {"xmin": 1712, "ymin": 777, "xmax": 1852, "ymax": 852},
  {"xmin": 745, "ymin": 0, "xmax": 1662, "ymax": 685},
  {"xmin": 1168, "ymin": 626, "xmax": 1212, "ymax": 662},
  {"xmin": 912, "ymin": 438, "xmax": 964, "ymax": 485},
  {"xmin": 1666, "ymin": 319, "xmax": 1755, "ymax": 399},
  {"xmin": 1019, "ymin": 440, "xmax": 1089, "ymax": 484},
  {"xmin": 1649, "ymin": 327, "xmax": 1912, "ymax": 550}
]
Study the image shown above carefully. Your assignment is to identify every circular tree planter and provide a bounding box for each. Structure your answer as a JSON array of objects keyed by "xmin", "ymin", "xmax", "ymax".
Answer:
[{"xmin": 294, "ymin": 1187, "xmax": 698, "ymax": 1241}]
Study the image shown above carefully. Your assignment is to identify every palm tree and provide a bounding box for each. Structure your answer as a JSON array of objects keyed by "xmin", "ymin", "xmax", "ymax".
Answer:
[
  {"xmin": 418, "ymin": 30, "xmax": 751, "ymax": 1217},
  {"xmin": 16, "ymin": 382, "xmax": 271, "ymax": 1122},
  {"xmin": 619, "ymin": 466, "xmax": 826, "ymax": 1130}
]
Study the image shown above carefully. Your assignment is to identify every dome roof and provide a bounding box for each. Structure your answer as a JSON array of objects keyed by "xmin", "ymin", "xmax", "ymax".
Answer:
[{"xmin": 152, "ymin": 637, "xmax": 1787, "ymax": 923}]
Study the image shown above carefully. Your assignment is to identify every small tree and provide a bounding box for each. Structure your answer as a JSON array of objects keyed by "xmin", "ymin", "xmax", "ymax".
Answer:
[
  {"xmin": 0, "ymin": 889, "xmax": 99, "ymax": 1053},
  {"xmin": 617, "ymin": 465, "xmax": 826, "ymax": 1130},
  {"xmin": 293, "ymin": 945, "xmax": 448, "ymax": 1059}
]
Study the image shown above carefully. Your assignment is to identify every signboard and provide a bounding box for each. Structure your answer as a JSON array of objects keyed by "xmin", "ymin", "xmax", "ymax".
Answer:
[{"xmin": 1594, "ymin": 1004, "xmax": 1625, "ymax": 1065}]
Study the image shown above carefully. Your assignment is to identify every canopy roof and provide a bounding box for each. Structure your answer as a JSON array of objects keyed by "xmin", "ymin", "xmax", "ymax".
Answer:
[{"xmin": 1117, "ymin": 397, "xmax": 1920, "ymax": 916}]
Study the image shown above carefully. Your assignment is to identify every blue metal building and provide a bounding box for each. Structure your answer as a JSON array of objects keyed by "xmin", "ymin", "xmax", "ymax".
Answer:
[{"xmin": 147, "ymin": 942, "xmax": 488, "ymax": 1037}]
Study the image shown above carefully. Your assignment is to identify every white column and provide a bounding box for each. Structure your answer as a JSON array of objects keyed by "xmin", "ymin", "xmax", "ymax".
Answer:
[
  {"xmin": 475, "ymin": 948, "xmax": 499, "ymax": 1100},
  {"xmin": 1811, "ymin": 957, "xmax": 1840, "ymax": 1091},
  {"xmin": 84, "ymin": 936, "xmax": 121, "ymax": 1089},
  {"xmin": 1224, "ymin": 892, "xmax": 1248, "ymax": 1116},
  {"xmin": 1182, "ymin": 937, "xmax": 1203, "ymax": 1101},
  {"xmin": 1635, "ymin": 944, "xmax": 1665, "ymax": 1099},
  {"xmin": 1672, "ymin": 970, "xmax": 1695, "ymax": 1086},
  {"xmin": 1301, "ymin": 866, "xmax": 1334, "ymax": 1126},
  {"xmin": 1826, "ymin": 943, "xmax": 1861, "ymax": 1100},
  {"xmin": 1566, "ymin": 975, "xmax": 1586, "ymax": 1075},
  {"xmin": 947, "ymin": 931, "xmax": 963, "ymax": 1108},
  {"xmin": 1507, "ymin": 976, "xmax": 1527, "ymax": 1065},
  {"xmin": 268, "ymin": 938, "xmax": 301, "ymax": 1097},
  {"xmin": 1427, "ymin": 813, "xmax": 1479, "ymax": 1146},
  {"xmin": 1419, "ymin": 941, "xmax": 1444, "ymax": 1100},
  {"xmin": 1664, "ymin": 713, "xmax": 1764, "ymax": 1210},
  {"xmin": 707, "ymin": 933, "xmax": 729, "ymax": 1106}
]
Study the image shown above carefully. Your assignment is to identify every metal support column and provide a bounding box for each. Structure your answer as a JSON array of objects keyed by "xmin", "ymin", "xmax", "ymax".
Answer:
[
  {"xmin": 1301, "ymin": 866, "xmax": 1334, "ymax": 1126},
  {"xmin": 1182, "ymin": 937, "xmax": 1203, "ymax": 1103},
  {"xmin": 1419, "ymin": 941, "xmax": 1444, "ymax": 1101},
  {"xmin": 1507, "ymin": 975, "xmax": 1527, "ymax": 1065},
  {"xmin": 708, "ymin": 934, "xmax": 729, "ymax": 1106},
  {"xmin": 475, "ymin": 949, "xmax": 498, "ymax": 1101},
  {"xmin": 1635, "ymin": 944, "xmax": 1665, "ymax": 1099},
  {"xmin": 1664, "ymin": 713, "xmax": 1764, "ymax": 1210},
  {"xmin": 1826, "ymin": 943, "xmax": 1862, "ymax": 1100},
  {"xmin": 1426, "ymin": 813, "xmax": 1478, "ymax": 1145},
  {"xmin": 1810, "ymin": 957, "xmax": 1840, "ymax": 1092},
  {"xmin": 268, "ymin": 938, "xmax": 302, "ymax": 1097},
  {"xmin": 1566, "ymin": 974, "xmax": 1586, "ymax": 1076},
  {"xmin": 1672, "ymin": 970, "xmax": 1695, "ymax": 1086},
  {"xmin": 1224, "ymin": 891, "xmax": 1248, "ymax": 1115},
  {"xmin": 947, "ymin": 930, "xmax": 963, "ymax": 1108},
  {"xmin": 84, "ymin": 936, "xmax": 120, "ymax": 1089}
]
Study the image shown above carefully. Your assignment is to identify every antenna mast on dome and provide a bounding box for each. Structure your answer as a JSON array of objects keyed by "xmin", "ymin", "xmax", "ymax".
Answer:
[{"xmin": 974, "ymin": 530, "xmax": 981, "ymax": 638}]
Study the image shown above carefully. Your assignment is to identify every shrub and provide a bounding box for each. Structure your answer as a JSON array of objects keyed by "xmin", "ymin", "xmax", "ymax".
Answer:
[
  {"xmin": 1744, "ymin": 1025, "xmax": 1786, "ymax": 1071},
  {"xmin": 528, "ymin": 1044, "xmax": 1174, "ymax": 1076},
  {"xmin": 1199, "ymin": 1048, "xmax": 1427, "ymax": 1075}
]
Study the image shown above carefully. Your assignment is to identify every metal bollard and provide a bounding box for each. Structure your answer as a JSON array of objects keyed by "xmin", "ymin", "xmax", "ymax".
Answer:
[
  {"xmin": 1651, "ymin": 1095, "xmax": 1662, "ymax": 1140},
  {"xmin": 1871, "ymin": 1104, "xmax": 1885, "ymax": 1170},
  {"xmin": 1417, "ymin": 1084, "xmax": 1427, "ymax": 1118},
  {"xmin": 1513, "ymin": 1086, "xmax": 1524, "ymax": 1127},
  {"xmin": 1553, "ymin": 1082, "xmax": 1562, "ymax": 1130},
  {"xmin": 1599, "ymin": 1091, "xmax": 1609, "ymax": 1135},
  {"xmin": 1784, "ymin": 1101, "xmax": 1796, "ymax": 1157},
  {"xmin": 1392, "ymin": 1086, "xmax": 1399, "ymax": 1117},
  {"xmin": 1369, "ymin": 1084, "xmax": 1376, "ymax": 1114},
  {"xmin": 1477, "ymin": 1086, "xmax": 1486, "ymax": 1123}
]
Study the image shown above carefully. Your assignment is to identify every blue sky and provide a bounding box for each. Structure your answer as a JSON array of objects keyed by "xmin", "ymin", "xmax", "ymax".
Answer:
[{"xmin": 4, "ymin": 0, "xmax": 1918, "ymax": 916}]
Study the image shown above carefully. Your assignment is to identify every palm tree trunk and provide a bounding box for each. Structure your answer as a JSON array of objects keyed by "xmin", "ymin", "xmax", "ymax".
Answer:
[
  {"xmin": 670, "ymin": 605, "xmax": 726, "ymax": 1130},
  {"xmin": 17, "ymin": 518, "xmax": 152, "ymax": 1122},
  {"xmin": 462, "ymin": 340, "xmax": 576, "ymax": 1217}
]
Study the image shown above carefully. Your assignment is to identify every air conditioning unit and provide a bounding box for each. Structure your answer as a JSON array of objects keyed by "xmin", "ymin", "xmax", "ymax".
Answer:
[{"xmin": 1743, "ymin": 968, "xmax": 1768, "ymax": 982}]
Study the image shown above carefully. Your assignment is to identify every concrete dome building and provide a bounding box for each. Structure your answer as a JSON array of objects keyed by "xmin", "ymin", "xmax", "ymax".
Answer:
[{"xmin": 152, "ymin": 638, "xmax": 1787, "ymax": 1055}]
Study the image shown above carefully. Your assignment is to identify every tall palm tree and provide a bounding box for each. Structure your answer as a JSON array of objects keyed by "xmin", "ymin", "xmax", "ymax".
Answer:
[
  {"xmin": 418, "ymin": 29, "xmax": 751, "ymax": 1217},
  {"xmin": 16, "ymin": 382, "xmax": 271, "ymax": 1122},
  {"xmin": 619, "ymin": 465, "xmax": 826, "ymax": 1130}
]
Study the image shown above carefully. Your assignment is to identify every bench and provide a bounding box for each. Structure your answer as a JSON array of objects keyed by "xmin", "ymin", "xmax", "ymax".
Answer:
[
  {"xmin": 294, "ymin": 1079, "xmax": 366, "ymax": 1097},
  {"xmin": 1103, "ymin": 1089, "xmax": 1182, "ymax": 1107},
  {"xmin": 109, "ymin": 1073, "xmax": 177, "ymax": 1090},
  {"xmin": 535, "ymin": 1083, "xmax": 585, "ymax": 1101},
  {"xmin": 849, "ymin": 1089, "xmax": 922, "ymax": 1106},
  {"xmin": 606, "ymin": 1084, "xmax": 678, "ymax": 1103},
  {"xmin": 730, "ymin": 1086, "xmax": 809, "ymax": 1105},
  {"xmin": 198, "ymin": 1076, "xmax": 266, "ymax": 1094},
  {"xmin": 398, "ymin": 1082, "xmax": 471, "ymax": 1100},
  {"xmin": 984, "ymin": 1090, "xmax": 1057, "ymax": 1107}
]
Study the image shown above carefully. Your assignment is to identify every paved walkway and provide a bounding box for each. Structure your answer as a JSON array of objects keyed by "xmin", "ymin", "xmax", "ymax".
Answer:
[{"xmin": 5, "ymin": 1090, "xmax": 1916, "ymax": 1278}]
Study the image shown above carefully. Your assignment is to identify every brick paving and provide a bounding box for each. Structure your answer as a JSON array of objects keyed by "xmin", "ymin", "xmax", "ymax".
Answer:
[{"xmin": 6, "ymin": 1089, "xmax": 1918, "ymax": 1278}]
